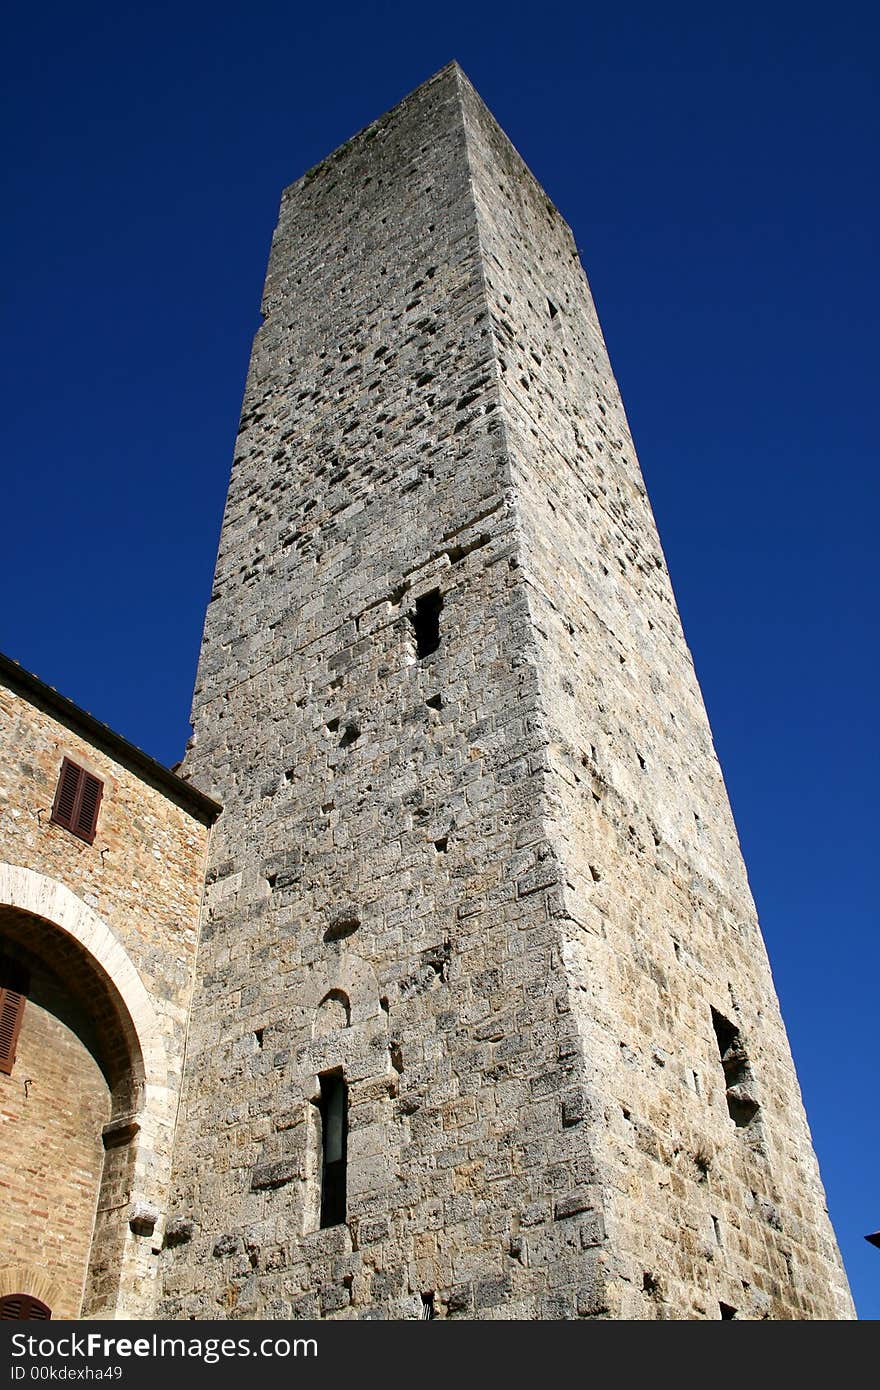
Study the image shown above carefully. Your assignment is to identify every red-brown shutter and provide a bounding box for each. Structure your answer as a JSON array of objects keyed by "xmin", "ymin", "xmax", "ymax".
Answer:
[
  {"xmin": 52, "ymin": 757, "xmax": 81, "ymax": 829},
  {"xmin": 75, "ymin": 771, "xmax": 103, "ymax": 842},
  {"xmin": 0, "ymin": 1294, "xmax": 51, "ymax": 1319},
  {"xmin": 50, "ymin": 758, "xmax": 103, "ymax": 844},
  {"xmin": 0, "ymin": 987, "xmax": 26, "ymax": 1075}
]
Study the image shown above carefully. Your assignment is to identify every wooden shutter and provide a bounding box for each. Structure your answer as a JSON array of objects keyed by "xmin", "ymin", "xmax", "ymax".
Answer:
[
  {"xmin": 75, "ymin": 770, "xmax": 103, "ymax": 841},
  {"xmin": 0, "ymin": 986, "xmax": 26, "ymax": 1075},
  {"xmin": 0, "ymin": 1294, "xmax": 51, "ymax": 1319},
  {"xmin": 51, "ymin": 757, "xmax": 103, "ymax": 844}
]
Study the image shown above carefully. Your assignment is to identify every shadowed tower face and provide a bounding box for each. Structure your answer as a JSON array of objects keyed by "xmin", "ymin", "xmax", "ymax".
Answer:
[{"xmin": 164, "ymin": 64, "xmax": 853, "ymax": 1319}]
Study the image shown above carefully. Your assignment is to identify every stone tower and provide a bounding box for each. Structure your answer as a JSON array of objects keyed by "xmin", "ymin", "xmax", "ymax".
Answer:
[{"xmin": 163, "ymin": 63, "xmax": 853, "ymax": 1319}]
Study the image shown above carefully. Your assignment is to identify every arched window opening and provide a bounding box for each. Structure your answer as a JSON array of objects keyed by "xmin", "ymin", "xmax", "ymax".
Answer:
[{"xmin": 0, "ymin": 1294, "xmax": 51, "ymax": 1320}]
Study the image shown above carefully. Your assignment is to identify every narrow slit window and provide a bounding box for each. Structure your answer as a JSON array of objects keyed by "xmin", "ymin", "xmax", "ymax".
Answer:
[
  {"xmin": 410, "ymin": 589, "xmax": 442, "ymax": 659},
  {"xmin": 319, "ymin": 1071, "xmax": 348, "ymax": 1228},
  {"xmin": 711, "ymin": 1007, "xmax": 759, "ymax": 1128},
  {"xmin": 50, "ymin": 758, "xmax": 103, "ymax": 844}
]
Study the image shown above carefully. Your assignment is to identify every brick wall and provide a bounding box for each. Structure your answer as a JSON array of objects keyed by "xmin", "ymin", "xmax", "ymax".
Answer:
[{"xmin": 0, "ymin": 990, "xmax": 110, "ymax": 1318}]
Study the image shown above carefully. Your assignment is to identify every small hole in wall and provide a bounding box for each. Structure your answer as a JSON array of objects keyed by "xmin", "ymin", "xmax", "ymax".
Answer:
[
  {"xmin": 267, "ymin": 874, "xmax": 278, "ymax": 890},
  {"xmin": 434, "ymin": 837, "xmax": 448, "ymax": 853},
  {"xmin": 380, "ymin": 996, "xmax": 389, "ymax": 1013},
  {"xmin": 719, "ymin": 1302, "xmax": 737, "ymax": 1320},
  {"xmin": 389, "ymin": 1041, "xmax": 404, "ymax": 1073},
  {"xmin": 254, "ymin": 1029, "xmax": 264, "ymax": 1049},
  {"xmin": 426, "ymin": 693, "xmax": 442, "ymax": 710},
  {"xmin": 339, "ymin": 721, "xmax": 360, "ymax": 749},
  {"xmin": 324, "ymin": 914, "xmax": 361, "ymax": 943},
  {"xmin": 712, "ymin": 1216, "xmax": 722, "ymax": 1245},
  {"xmin": 692, "ymin": 1070, "xmax": 701, "ymax": 1096},
  {"xmin": 421, "ymin": 1292, "xmax": 436, "ymax": 1319},
  {"xmin": 673, "ymin": 940, "xmax": 681, "ymax": 960}
]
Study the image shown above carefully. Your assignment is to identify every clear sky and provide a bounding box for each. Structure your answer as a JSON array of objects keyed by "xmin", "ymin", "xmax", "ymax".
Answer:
[{"xmin": 2, "ymin": 1, "xmax": 877, "ymax": 1318}]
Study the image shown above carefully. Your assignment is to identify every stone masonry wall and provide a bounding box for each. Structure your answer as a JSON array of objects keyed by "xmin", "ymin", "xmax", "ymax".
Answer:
[
  {"xmin": 165, "ymin": 64, "xmax": 605, "ymax": 1319},
  {"xmin": 166, "ymin": 63, "xmax": 852, "ymax": 1319},
  {"xmin": 458, "ymin": 76, "xmax": 853, "ymax": 1317}
]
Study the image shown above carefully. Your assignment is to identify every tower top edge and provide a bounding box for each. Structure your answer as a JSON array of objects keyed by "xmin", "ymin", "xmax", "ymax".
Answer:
[
  {"xmin": 280, "ymin": 60, "xmax": 469, "ymax": 201},
  {"xmin": 278, "ymin": 59, "xmax": 575, "ymax": 248}
]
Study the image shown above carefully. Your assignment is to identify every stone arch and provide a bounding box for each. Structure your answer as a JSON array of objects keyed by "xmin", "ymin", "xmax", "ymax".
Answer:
[
  {"xmin": 0, "ymin": 863, "xmax": 171, "ymax": 1318},
  {"xmin": 306, "ymin": 953, "xmax": 382, "ymax": 1028},
  {"xmin": 0, "ymin": 864, "xmax": 164, "ymax": 1095},
  {"xmin": 314, "ymin": 988, "xmax": 351, "ymax": 1035}
]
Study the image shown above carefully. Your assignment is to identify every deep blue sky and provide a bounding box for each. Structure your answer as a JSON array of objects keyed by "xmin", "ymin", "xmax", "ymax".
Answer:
[{"xmin": 2, "ymin": 2, "xmax": 877, "ymax": 1318}]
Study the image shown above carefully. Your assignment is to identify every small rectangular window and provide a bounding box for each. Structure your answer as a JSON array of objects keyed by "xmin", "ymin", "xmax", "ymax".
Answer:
[
  {"xmin": 50, "ymin": 758, "xmax": 103, "ymax": 844},
  {"xmin": 410, "ymin": 590, "xmax": 442, "ymax": 659},
  {"xmin": 319, "ymin": 1072, "xmax": 348, "ymax": 1228}
]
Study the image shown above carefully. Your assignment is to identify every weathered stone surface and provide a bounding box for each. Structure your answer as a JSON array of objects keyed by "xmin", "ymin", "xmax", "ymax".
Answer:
[{"xmin": 163, "ymin": 62, "xmax": 854, "ymax": 1320}]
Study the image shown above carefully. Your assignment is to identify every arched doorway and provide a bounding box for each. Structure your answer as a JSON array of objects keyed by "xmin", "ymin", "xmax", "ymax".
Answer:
[{"xmin": 0, "ymin": 867, "xmax": 167, "ymax": 1318}]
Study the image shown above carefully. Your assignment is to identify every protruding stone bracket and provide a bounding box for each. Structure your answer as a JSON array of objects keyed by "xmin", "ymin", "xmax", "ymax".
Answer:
[
  {"xmin": 128, "ymin": 1200, "xmax": 160, "ymax": 1237},
  {"xmin": 102, "ymin": 1115, "xmax": 141, "ymax": 1149}
]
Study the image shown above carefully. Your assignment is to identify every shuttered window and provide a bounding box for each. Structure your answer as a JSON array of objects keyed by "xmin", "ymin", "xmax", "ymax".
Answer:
[
  {"xmin": 0, "ymin": 958, "xmax": 28, "ymax": 1077},
  {"xmin": 50, "ymin": 757, "xmax": 103, "ymax": 844},
  {"xmin": 0, "ymin": 987, "xmax": 26, "ymax": 1075},
  {"xmin": 0, "ymin": 1294, "xmax": 51, "ymax": 1319}
]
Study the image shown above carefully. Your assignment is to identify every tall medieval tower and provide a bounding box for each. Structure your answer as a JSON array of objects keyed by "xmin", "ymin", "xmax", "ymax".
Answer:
[{"xmin": 163, "ymin": 64, "xmax": 854, "ymax": 1319}]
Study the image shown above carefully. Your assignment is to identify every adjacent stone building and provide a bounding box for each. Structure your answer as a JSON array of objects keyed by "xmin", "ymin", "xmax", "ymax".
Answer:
[
  {"xmin": 0, "ymin": 653, "xmax": 218, "ymax": 1318},
  {"xmin": 0, "ymin": 64, "xmax": 855, "ymax": 1319}
]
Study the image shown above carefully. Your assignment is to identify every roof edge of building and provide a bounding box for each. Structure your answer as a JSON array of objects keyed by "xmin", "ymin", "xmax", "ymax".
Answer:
[{"xmin": 0, "ymin": 651, "xmax": 222, "ymax": 826}]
